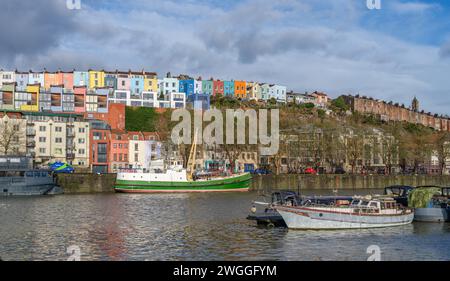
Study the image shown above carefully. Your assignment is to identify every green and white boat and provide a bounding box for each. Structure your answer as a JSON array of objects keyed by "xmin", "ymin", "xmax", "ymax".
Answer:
[
  {"xmin": 114, "ymin": 169, "xmax": 252, "ymax": 193},
  {"xmin": 114, "ymin": 130, "xmax": 252, "ymax": 193}
]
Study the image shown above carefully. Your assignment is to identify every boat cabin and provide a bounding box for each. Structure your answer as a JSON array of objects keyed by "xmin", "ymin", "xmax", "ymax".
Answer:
[
  {"xmin": 350, "ymin": 198, "xmax": 399, "ymax": 213},
  {"xmin": 271, "ymin": 191, "xmax": 301, "ymax": 207},
  {"xmin": 384, "ymin": 185, "xmax": 414, "ymax": 207}
]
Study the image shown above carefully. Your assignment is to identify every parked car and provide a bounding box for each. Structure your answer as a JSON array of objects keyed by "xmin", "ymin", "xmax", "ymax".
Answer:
[
  {"xmin": 334, "ymin": 167, "xmax": 346, "ymax": 174},
  {"xmin": 252, "ymin": 168, "xmax": 272, "ymax": 175},
  {"xmin": 304, "ymin": 168, "xmax": 317, "ymax": 175}
]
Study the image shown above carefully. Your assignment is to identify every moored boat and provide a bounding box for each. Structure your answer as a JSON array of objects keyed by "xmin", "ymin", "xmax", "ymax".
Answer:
[
  {"xmin": 276, "ymin": 196, "xmax": 414, "ymax": 230},
  {"xmin": 0, "ymin": 156, "xmax": 63, "ymax": 196},
  {"xmin": 115, "ymin": 169, "xmax": 252, "ymax": 193},
  {"xmin": 247, "ymin": 191, "xmax": 354, "ymax": 227},
  {"xmin": 409, "ymin": 186, "xmax": 449, "ymax": 222}
]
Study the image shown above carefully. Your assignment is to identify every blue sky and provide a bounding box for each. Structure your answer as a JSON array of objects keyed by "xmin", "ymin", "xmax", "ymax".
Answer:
[{"xmin": 1, "ymin": 0, "xmax": 450, "ymax": 114}]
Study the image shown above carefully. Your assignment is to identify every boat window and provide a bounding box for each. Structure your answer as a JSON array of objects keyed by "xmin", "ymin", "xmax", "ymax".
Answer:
[
  {"xmin": 360, "ymin": 201, "xmax": 369, "ymax": 206},
  {"xmin": 351, "ymin": 200, "xmax": 360, "ymax": 206},
  {"xmin": 386, "ymin": 187, "xmax": 400, "ymax": 196},
  {"xmin": 34, "ymin": 171, "xmax": 41, "ymax": 177},
  {"xmin": 41, "ymin": 172, "xmax": 48, "ymax": 177},
  {"xmin": 26, "ymin": 171, "xmax": 34, "ymax": 177},
  {"xmin": 369, "ymin": 202, "xmax": 378, "ymax": 208}
]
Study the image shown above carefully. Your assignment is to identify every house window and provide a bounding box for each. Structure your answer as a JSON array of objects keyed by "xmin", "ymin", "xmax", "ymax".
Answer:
[
  {"xmin": 39, "ymin": 148, "xmax": 46, "ymax": 154},
  {"xmin": 55, "ymin": 126, "xmax": 62, "ymax": 132},
  {"xmin": 114, "ymin": 154, "xmax": 117, "ymax": 161},
  {"xmin": 79, "ymin": 128, "xmax": 85, "ymax": 133},
  {"xmin": 55, "ymin": 137, "xmax": 62, "ymax": 143},
  {"xmin": 39, "ymin": 137, "xmax": 46, "ymax": 142},
  {"xmin": 78, "ymin": 138, "xmax": 85, "ymax": 144},
  {"xmin": 39, "ymin": 126, "xmax": 46, "ymax": 132},
  {"xmin": 78, "ymin": 149, "xmax": 85, "ymax": 155},
  {"xmin": 134, "ymin": 153, "xmax": 138, "ymax": 162},
  {"xmin": 135, "ymin": 143, "xmax": 139, "ymax": 151}
]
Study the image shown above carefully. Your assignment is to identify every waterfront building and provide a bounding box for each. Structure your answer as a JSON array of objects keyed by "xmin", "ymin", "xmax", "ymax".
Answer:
[
  {"xmin": 234, "ymin": 80, "xmax": 246, "ymax": 98},
  {"xmin": 109, "ymin": 89, "xmax": 130, "ymax": 105},
  {"xmin": 84, "ymin": 103, "xmax": 126, "ymax": 131},
  {"xmin": 130, "ymin": 71, "xmax": 145, "ymax": 96},
  {"xmin": 269, "ymin": 84, "xmax": 287, "ymax": 103},
  {"xmin": 38, "ymin": 88, "xmax": 51, "ymax": 112},
  {"xmin": 25, "ymin": 112, "xmax": 89, "ymax": 165},
  {"xmin": 311, "ymin": 91, "xmax": 329, "ymax": 108},
  {"xmin": 73, "ymin": 121, "xmax": 90, "ymax": 168},
  {"xmin": 0, "ymin": 83, "xmax": 16, "ymax": 110},
  {"xmin": 88, "ymin": 70, "xmax": 105, "ymax": 89},
  {"xmin": 44, "ymin": 71, "xmax": 63, "ymax": 90},
  {"xmin": 104, "ymin": 71, "xmax": 118, "ymax": 89},
  {"xmin": 22, "ymin": 84, "xmax": 40, "ymax": 112},
  {"xmin": 15, "ymin": 72, "xmax": 29, "ymax": 91},
  {"xmin": 179, "ymin": 79, "xmax": 195, "ymax": 96},
  {"xmin": 73, "ymin": 71, "xmax": 90, "ymax": 87},
  {"xmin": 62, "ymin": 88, "xmax": 75, "ymax": 112},
  {"xmin": 110, "ymin": 130, "xmax": 129, "ymax": 172},
  {"xmin": 246, "ymin": 82, "xmax": 261, "ymax": 100},
  {"xmin": 224, "ymin": 80, "xmax": 235, "ymax": 96},
  {"xmin": 144, "ymin": 72, "xmax": 158, "ymax": 92},
  {"xmin": 86, "ymin": 87, "xmax": 110, "ymax": 113},
  {"xmin": 31, "ymin": 116, "xmax": 69, "ymax": 164},
  {"xmin": 61, "ymin": 71, "xmax": 74, "ymax": 90},
  {"xmin": 128, "ymin": 132, "xmax": 160, "ymax": 170},
  {"xmin": 160, "ymin": 77, "xmax": 179, "ymax": 95},
  {"xmin": 142, "ymin": 91, "xmax": 158, "ymax": 107},
  {"xmin": 28, "ymin": 71, "xmax": 45, "ymax": 86},
  {"xmin": 213, "ymin": 80, "xmax": 224, "ymax": 96},
  {"xmin": 194, "ymin": 79, "xmax": 203, "ymax": 94},
  {"xmin": 202, "ymin": 80, "xmax": 213, "ymax": 95},
  {"xmin": 0, "ymin": 71, "xmax": 15, "ymax": 87},
  {"xmin": 89, "ymin": 119, "xmax": 111, "ymax": 173},
  {"xmin": 286, "ymin": 91, "xmax": 316, "ymax": 105},
  {"xmin": 260, "ymin": 83, "xmax": 270, "ymax": 101},
  {"xmin": 73, "ymin": 86, "xmax": 87, "ymax": 113},
  {"xmin": 342, "ymin": 95, "xmax": 450, "ymax": 132},
  {"xmin": 50, "ymin": 85, "xmax": 63, "ymax": 112}
]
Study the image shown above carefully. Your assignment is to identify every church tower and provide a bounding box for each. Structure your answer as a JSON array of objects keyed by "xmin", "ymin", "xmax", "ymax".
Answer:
[{"xmin": 411, "ymin": 96, "xmax": 419, "ymax": 112}]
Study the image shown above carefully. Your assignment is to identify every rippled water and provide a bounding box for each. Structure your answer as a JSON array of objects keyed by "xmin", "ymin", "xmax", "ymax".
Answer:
[{"xmin": 0, "ymin": 190, "xmax": 449, "ymax": 261}]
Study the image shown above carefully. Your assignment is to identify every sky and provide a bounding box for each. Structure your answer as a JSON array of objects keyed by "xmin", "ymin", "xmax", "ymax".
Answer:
[{"xmin": 1, "ymin": 0, "xmax": 450, "ymax": 114}]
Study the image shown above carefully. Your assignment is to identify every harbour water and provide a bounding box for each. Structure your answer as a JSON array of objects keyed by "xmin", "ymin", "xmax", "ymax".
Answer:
[{"xmin": 0, "ymin": 189, "xmax": 449, "ymax": 261}]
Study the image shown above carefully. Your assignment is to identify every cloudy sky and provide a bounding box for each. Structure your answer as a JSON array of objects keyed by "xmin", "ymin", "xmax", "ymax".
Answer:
[{"xmin": 1, "ymin": 0, "xmax": 450, "ymax": 114}]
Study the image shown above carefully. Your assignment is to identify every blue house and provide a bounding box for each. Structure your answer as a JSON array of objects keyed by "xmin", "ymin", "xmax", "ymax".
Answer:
[
  {"xmin": 224, "ymin": 81, "xmax": 235, "ymax": 96},
  {"xmin": 179, "ymin": 79, "xmax": 195, "ymax": 96},
  {"xmin": 130, "ymin": 72, "xmax": 144, "ymax": 96}
]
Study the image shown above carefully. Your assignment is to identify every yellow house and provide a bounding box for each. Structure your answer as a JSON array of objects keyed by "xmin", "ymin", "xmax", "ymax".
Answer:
[
  {"xmin": 88, "ymin": 70, "xmax": 105, "ymax": 89},
  {"xmin": 144, "ymin": 72, "xmax": 158, "ymax": 92},
  {"xmin": 22, "ymin": 84, "xmax": 40, "ymax": 112}
]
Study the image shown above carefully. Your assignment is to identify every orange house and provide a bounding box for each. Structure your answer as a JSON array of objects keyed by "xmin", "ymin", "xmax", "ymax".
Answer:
[
  {"xmin": 44, "ymin": 71, "xmax": 63, "ymax": 89},
  {"xmin": 234, "ymin": 80, "xmax": 246, "ymax": 98}
]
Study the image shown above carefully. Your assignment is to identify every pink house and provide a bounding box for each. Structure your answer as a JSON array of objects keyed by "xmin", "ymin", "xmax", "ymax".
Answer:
[
  {"xmin": 73, "ymin": 86, "xmax": 87, "ymax": 113},
  {"xmin": 116, "ymin": 71, "xmax": 131, "ymax": 91},
  {"xmin": 61, "ymin": 71, "xmax": 74, "ymax": 90}
]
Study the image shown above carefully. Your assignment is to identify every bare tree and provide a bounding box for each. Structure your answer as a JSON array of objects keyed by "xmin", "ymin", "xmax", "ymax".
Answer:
[
  {"xmin": 345, "ymin": 133, "xmax": 364, "ymax": 174},
  {"xmin": 431, "ymin": 131, "xmax": 450, "ymax": 175},
  {"xmin": 0, "ymin": 118, "xmax": 24, "ymax": 156}
]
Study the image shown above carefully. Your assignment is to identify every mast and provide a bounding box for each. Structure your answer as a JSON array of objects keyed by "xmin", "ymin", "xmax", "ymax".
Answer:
[{"xmin": 187, "ymin": 129, "xmax": 198, "ymax": 181}]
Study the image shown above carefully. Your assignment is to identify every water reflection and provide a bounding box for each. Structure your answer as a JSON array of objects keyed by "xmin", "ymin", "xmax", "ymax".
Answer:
[{"xmin": 0, "ymin": 191, "xmax": 449, "ymax": 261}]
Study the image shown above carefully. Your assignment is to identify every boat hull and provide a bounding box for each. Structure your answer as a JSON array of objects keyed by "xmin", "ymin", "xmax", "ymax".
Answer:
[
  {"xmin": 114, "ymin": 173, "xmax": 252, "ymax": 193},
  {"xmin": 414, "ymin": 208, "xmax": 449, "ymax": 222},
  {"xmin": 277, "ymin": 206, "xmax": 414, "ymax": 230}
]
